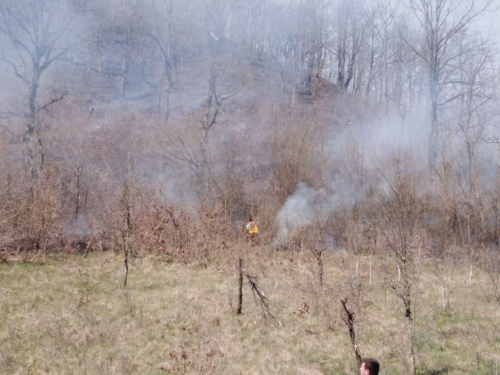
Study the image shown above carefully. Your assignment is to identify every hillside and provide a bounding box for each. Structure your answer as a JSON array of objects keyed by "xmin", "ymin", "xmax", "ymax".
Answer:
[{"xmin": 1, "ymin": 2, "xmax": 500, "ymax": 374}]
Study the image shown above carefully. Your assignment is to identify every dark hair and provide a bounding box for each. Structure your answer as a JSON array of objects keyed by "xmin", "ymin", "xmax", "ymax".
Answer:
[{"xmin": 362, "ymin": 358, "xmax": 380, "ymax": 375}]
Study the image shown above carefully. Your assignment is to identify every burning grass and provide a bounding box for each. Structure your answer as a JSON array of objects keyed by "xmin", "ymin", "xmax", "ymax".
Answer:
[{"xmin": 0, "ymin": 249, "xmax": 499, "ymax": 374}]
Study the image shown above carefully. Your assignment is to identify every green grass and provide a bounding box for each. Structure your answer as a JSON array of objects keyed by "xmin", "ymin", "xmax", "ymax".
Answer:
[{"xmin": 0, "ymin": 250, "xmax": 500, "ymax": 374}]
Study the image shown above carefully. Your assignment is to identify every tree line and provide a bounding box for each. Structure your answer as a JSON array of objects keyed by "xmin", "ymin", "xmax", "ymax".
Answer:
[{"xmin": 0, "ymin": 0, "xmax": 499, "ymax": 255}]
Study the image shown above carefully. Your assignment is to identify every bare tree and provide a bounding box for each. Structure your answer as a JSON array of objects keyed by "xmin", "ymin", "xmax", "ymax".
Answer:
[
  {"xmin": 156, "ymin": 0, "xmax": 244, "ymax": 198},
  {"xmin": 140, "ymin": 0, "xmax": 199, "ymax": 119},
  {"xmin": 379, "ymin": 153, "xmax": 425, "ymax": 374},
  {"xmin": 0, "ymin": 0, "xmax": 88, "ymax": 129},
  {"xmin": 486, "ymin": 254, "xmax": 500, "ymax": 308},
  {"xmin": 430, "ymin": 246, "xmax": 457, "ymax": 310},
  {"xmin": 453, "ymin": 36, "xmax": 497, "ymax": 244},
  {"xmin": 340, "ymin": 286, "xmax": 363, "ymax": 367},
  {"xmin": 0, "ymin": 0, "xmax": 89, "ymax": 176},
  {"xmin": 121, "ymin": 181, "xmax": 132, "ymax": 287},
  {"xmin": 90, "ymin": 0, "xmax": 148, "ymax": 100},
  {"xmin": 402, "ymin": 0, "xmax": 494, "ymax": 167},
  {"xmin": 335, "ymin": 0, "xmax": 366, "ymax": 91}
]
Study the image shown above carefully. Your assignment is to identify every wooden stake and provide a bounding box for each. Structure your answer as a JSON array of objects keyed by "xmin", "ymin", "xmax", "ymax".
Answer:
[{"xmin": 237, "ymin": 258, "xmax": 243, "ymax": 314}]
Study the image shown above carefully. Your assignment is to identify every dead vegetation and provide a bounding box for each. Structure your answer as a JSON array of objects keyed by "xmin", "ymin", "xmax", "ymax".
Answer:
[
  {"xmin": 1, "ymin": 249, "xmax": 500, "ymax": 375},
  {"xmin": 3, "ymin": 109, "xmax": 500, "ymax": 374},
  {"xmin": 0, "ymin": 2, "xmax": 499, "ymax": 373}
]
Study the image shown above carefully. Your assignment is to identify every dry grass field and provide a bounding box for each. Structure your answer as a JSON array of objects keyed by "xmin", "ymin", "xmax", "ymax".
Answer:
[{"xmin": 1, "ymin": 248, "xmax": 499, "ymax": 375}]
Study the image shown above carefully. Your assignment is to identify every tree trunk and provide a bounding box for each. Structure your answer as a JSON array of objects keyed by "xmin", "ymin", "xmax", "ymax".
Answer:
[
  {"xmin": 123, "ymin": 184, "xmax": 132, "ymax": 287},
  {"xmin": 429, "ymin": 69, "xmax": 439, "ymax": 169},
  {"xmin": 237, "ymin": 257, "xmax": 243, "ymax": 314},
  {"xmin": 28, "ymin": 67, "xmax": 41, "ymax": 133},
  {"xmin": 340, "ymin": 298, "xmax": 362, "ymax": 367},
  {"xmin": 404, "ymin": 284, "xmax": 416, "ymax": 374},
  {"xmin": 199, "ymin": 68, "xmax": 219, "ymax": 196},
  {"xmin": 344, "ymin": 51, "xmax": 357, "ymax": 90},
  {"xmin": 407, "ymin": 313, "xmax": 416, "ymax": 375}
]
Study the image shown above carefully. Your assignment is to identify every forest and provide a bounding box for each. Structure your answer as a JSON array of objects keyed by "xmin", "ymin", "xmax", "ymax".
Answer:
[{"xmin": 1, "ymin": 0, "xmax": 500, "ymax": 374}]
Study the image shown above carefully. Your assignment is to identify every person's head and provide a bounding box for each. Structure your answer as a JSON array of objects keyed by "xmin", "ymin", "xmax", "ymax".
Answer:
[{"xmin": 359, "ymin": 358, "xmax": 379, "ymax": 375}]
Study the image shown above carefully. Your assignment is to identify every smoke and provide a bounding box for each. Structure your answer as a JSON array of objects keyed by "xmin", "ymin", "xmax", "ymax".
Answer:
[
  {"xmin": 64, "ymin": 214, "xmax": 93, "ymax": 239},
  {"xmin": 271, "ymin": 98, "xmax": 500, "ymax": 246},
  {"xmin": 0, "ymin": 0, "xmax": 498, "ymax": 244},
  {"xmin": 272, "ymin": 105, "xmax": 433, "ymax": 246},
  {"xmin": 273, "ymin": 183, "xmax": 321, "ymax": 245},
  {"xmin": 273, "ymin": 172, "xmax": 371, "ymax": 247}
]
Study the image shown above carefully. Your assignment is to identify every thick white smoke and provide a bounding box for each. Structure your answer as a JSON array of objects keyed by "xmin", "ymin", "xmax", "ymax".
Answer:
[
  {"xmin": 273, "ymin": 183, "xmax": 321, "ymax": 245},
  {"xmin": 272, "ymin": 107, "xmax": 433, "ymax": 247}
]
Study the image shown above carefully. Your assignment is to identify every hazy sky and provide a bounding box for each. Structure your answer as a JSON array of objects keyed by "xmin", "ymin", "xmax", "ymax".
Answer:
[{"xmin": 477, "ymin": 0, "xmax": 500, "ymax": 43}]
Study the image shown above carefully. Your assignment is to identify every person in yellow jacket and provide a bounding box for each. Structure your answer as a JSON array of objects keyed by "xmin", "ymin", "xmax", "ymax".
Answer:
[
  {"xmin": 246, "ymin": 218, "xmax": 258, "ymax": 234},
  {"xmin": 246, "ymin": 216, "xmax": 259, "ymax": 244}
]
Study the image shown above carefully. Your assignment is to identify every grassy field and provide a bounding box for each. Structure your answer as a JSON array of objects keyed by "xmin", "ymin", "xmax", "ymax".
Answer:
[{"xmin": 1, "ymin": 248, "xmax": 499, "ymax": 375}]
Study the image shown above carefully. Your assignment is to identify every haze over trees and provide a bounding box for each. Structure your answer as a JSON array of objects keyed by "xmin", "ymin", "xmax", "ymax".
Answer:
[{"xmin": 1, "ymin": 0, "xmax": 500, "ymax": 373}]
